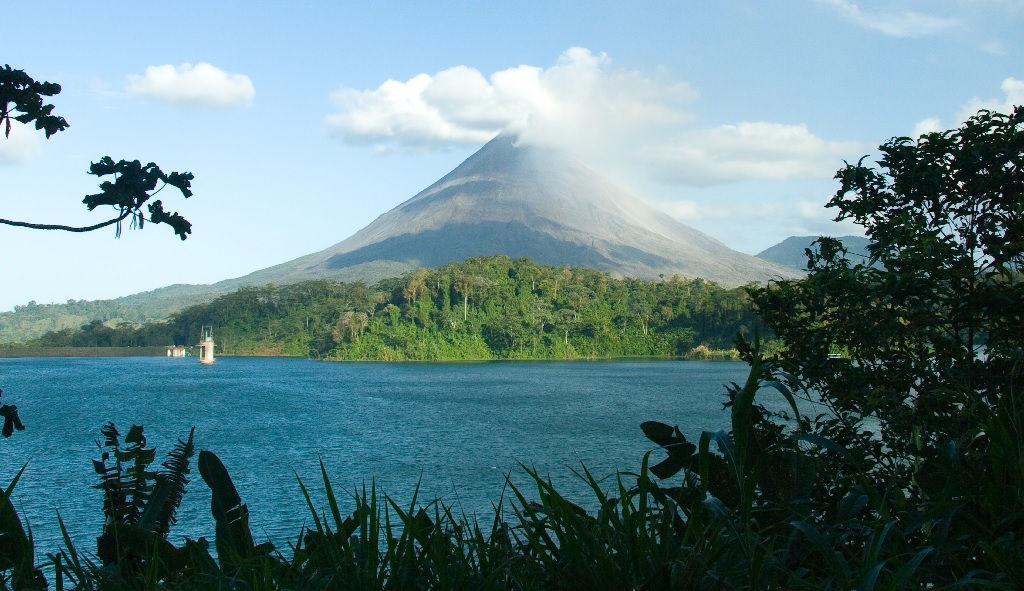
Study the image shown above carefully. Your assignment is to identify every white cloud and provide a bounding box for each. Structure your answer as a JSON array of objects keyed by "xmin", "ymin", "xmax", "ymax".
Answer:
[
  {"xmin": 646, "ymin": 189, "xmax": 864, "ymax": 255},
  {"xmin": 328, "ymin": 48, "xmax": 696, "ymax": 152},
  {"xmin": 644, "ymin": 122, "xmax": 860, "ymax": 186},
  {"xmin": 817, "ymin": 0, "xmax": 959, "ymax": 38},
  {"xmin": 327, "ymin": 48, "xmax": 854, "ymax": 187},
  {"xmin": 913, "ymin": 77, "xmax": 1024, "ymax": 134},
  {"xmin": 126, "ymin": 63, "xmax": 254, "ymax": 108},
  {"xmin": 0, "ymin": 121, "xmax": 42, "ymax": 164},
  {"xmin": 912, "ymin": 117, "xmax": 944, "ymax": 137},
  {"xmin": 795, "ymin": 199, "xmax": 865, "ymax": 236},
  {"xmin": 655, "ymin": 198, "xmax": 785, "ymax": 222},
  {"xmin": 958, "ymin": 77, "xmax": 1024, "ymax": 117},
  {"xmin": 328, "ymin": 71, "xmax": 499, "ymax": 146}
]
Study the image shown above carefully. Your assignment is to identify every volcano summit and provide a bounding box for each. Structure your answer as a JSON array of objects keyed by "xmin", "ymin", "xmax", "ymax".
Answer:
[{"xmin": 235, "ymin": 135, "xmax": 797, "ymax": 288}]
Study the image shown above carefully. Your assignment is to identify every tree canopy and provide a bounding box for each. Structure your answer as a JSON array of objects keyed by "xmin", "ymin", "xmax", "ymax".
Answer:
[{"xmin": 744, "ymin": 106, "xmax": 1024, "ymax": 586}]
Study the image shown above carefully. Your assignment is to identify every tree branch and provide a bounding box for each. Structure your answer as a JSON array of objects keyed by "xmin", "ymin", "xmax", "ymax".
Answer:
[{"xmin": 0, "ymin": 210, "xmax": 131, "ymax": 233}]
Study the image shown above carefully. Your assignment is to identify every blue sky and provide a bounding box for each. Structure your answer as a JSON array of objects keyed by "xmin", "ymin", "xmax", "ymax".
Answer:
[{"xmin": 2, "ymin": 0, "xmax": 1022, "ymax": 311}]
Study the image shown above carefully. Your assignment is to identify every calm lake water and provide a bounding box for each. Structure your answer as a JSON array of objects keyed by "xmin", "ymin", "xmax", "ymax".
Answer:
[{"xmin": 0, "ymin": 356, "xmax": 761, "ymax": 558}]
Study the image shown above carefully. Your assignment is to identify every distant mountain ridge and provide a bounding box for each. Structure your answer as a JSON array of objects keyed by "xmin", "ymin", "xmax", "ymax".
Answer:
[{"xmin": 756, "ymin": 235, "xmax": 873, "ymax": 270}]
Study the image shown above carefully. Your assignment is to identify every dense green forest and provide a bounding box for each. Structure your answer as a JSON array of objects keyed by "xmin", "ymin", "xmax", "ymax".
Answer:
[
  {"xmin": 0, "ymin": 299, "xmax": 150, "ymax": 345},
  {"xmin": 24, "ymin": 256, "xmax": 761, "ymax": 360},
  {"xmin": 0, "ymin": 285, "xmax": 225, "ymax": 344}
]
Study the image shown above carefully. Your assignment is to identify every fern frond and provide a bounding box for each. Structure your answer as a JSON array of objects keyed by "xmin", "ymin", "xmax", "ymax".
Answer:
[
  {"xmin": 94, "ymin": 422, "xmax": 128, "ymax": 527},
  {"xmin": 139, "ymin": 427, "xmax": 195, "ymax": 536},
  {"xmin": 118, "ymin": 424, "xmax": 157, "ymax": 526},
  {"xmin": 94, "ymin": 424, "xmax": 158, "ymax": 548}
]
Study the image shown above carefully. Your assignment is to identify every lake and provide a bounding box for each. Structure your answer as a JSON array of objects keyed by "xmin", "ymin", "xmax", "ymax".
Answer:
[{"xmin": 0, "ymin": 356, "xmax": 764, "ymax": 559}]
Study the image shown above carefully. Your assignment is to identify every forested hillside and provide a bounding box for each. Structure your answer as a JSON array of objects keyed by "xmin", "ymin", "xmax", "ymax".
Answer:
[
  {"xmin": 0, "ymin": 285, "xmax": 224, "ymax": 344},
  {"xmin": 0, "ymin": 299, "xmax": 149, "ymax": 344},
  {"xmin": 25, "ymin": 256, "xmax": 763, "ymax": 360}
]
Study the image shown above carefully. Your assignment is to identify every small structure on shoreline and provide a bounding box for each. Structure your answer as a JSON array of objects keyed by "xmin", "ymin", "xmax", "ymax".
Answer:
[
  {"xmin": 199, "ymin": 326, "xmax": 215, "ymax": 364},
  {"xmin": 166, "ymin": 345, "xmax": 187, "ymax": 358}
]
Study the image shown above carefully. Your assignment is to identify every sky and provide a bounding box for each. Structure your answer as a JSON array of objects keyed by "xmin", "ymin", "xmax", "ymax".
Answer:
[{"xmin": 1, "ymin": 0, "xmax": 1022, "ymax": 311}]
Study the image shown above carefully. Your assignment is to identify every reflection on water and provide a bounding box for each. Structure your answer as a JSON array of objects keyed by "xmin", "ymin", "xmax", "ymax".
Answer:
[{"xmin": 0, "ymin": 357, "xmax": 760, "ymax": 558}]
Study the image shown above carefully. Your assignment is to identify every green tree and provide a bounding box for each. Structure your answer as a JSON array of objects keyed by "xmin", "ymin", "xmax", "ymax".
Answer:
[
  {"xmin": 749, "ymin": 107, "xmax": 1024, "ymax": 585},
  {"xmin": 627, "ymin": 280, "xmax": 656, "ymax": 336},
  {"xmin": 401, "ymin": 268, "xmax": 429, "ymax": 304},
  {"xmin": 451, "ymin": 273, "xmax": 475, "ymax": 321},
  {"xmin": 0, "ymin": 65, "xmax": 194, "ymax": 239},
  {"xmin": 553, "ymin": 307, "xmax": 579, "ymax": 346}
]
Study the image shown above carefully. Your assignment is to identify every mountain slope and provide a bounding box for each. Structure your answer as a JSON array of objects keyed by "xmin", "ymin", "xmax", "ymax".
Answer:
[
  {"xmin": 756, "ymin": 235, "xmax": 873, "ymax": 270},
  {"xmin": 232, "ymin": 135, "xmax": 799, "ymax": 288}
]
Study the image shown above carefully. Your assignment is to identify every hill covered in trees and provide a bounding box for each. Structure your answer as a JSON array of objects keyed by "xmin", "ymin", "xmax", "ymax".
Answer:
[
  {"xmin": 25, "ymin": 256, "xmax": 762, "ymax": 360},
  {"xmin": 0, "ymin": 284, "xmax": 228, "ymax": 344}
]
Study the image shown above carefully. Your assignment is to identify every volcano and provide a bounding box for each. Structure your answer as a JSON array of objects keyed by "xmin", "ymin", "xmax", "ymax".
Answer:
[{"xmin": 232, "ymin": 135, "xmax": 798, "ymax": 288}]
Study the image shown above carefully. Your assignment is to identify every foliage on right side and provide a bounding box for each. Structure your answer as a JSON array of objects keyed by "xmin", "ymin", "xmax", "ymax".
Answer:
[{"xmin": 741, "ymin": 106, "xmax": 1023, "ymax": 587}]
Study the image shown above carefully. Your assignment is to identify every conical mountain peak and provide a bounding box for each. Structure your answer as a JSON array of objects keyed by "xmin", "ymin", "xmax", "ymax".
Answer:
[{"xmin": 228, "ymin": 136, "xmax": 800, "ymax": 288}]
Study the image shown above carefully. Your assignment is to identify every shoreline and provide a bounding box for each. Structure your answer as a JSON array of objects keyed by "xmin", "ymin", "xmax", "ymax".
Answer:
[
  {"xmin": 0, "ymin": 346, "xmax": 173, "ymax": 358},
  {"xmin": 0, "ymin": 346, "xmax": 743, "ymax": 361}
]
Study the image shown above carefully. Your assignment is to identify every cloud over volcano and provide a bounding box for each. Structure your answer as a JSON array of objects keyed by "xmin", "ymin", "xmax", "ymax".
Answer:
[{"xmin": 325, "ymin": 48, "xmax": 857, "ymax": 188}]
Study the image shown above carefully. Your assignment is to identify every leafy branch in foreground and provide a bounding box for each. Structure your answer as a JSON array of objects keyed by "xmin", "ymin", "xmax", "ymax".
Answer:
[
  {"xmin": 1, "ymin": 158, "xmax": 194, "ymax": 239},
  {"xmin": 0, "ymin": 64, "xmax": 68, "ymax": 139},
  {"xmin": 0, "ymin": 64, "xmax": 195, "ymax": 239}
]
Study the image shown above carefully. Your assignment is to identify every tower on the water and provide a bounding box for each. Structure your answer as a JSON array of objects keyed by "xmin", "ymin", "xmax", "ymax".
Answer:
[{"xmin": 199, "ymin": 325, "xmax": 215, "ymax": 364}]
